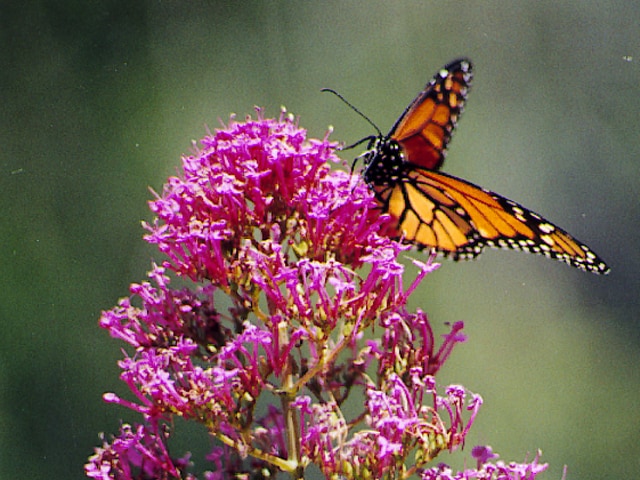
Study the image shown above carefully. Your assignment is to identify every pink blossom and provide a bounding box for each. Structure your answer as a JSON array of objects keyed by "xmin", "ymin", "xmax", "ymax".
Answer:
[{"xmin": 87, "ymin": 110, "xmax": 549, "ymax": 479}]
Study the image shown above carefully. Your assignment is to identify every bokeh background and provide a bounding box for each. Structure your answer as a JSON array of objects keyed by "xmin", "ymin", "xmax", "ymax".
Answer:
[{"xmin": 1, "ymin": 2, "xmax": 639, "ymax": 479}]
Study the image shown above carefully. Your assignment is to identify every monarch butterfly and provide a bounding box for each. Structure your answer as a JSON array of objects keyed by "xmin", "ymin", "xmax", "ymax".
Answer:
[{"xmin": 330, "ymin": 58, "xmax": 610, "ymax": 274}]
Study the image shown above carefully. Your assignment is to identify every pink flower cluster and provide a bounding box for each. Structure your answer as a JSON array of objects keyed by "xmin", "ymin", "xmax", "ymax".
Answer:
[{"xmin": 86, "ymin": 109, "xmax": 549, "ymax": 479}]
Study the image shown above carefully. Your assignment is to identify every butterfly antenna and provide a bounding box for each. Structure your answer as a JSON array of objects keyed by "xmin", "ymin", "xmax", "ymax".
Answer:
[{"xmin": 321, "ymin": 88, "xmax": 382, "ymax": 137}]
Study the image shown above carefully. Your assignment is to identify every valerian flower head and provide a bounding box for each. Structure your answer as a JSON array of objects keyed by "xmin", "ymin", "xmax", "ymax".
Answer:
[
  {"xmin": 420, "ymin": 448, "xmax": 548, "ymax": 480},
  {"xmin": 143, "ymin": 108, "xmax": 391, "ymax": 284},
  {"xmin": 87, "ymin": 109, "xmax": 550, "ymax": 479},
  {"xmin": 86, "ymin": 423, "xmax": 192, "ymax": 480}
]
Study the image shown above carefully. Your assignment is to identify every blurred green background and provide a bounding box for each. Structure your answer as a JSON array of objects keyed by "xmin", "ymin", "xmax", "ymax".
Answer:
[{"xmin": 1, "ymin": 2, "xmax": 638, "ymax": 479}]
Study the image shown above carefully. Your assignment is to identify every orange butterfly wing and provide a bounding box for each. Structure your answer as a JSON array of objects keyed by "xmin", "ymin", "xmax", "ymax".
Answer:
[
  {"xmin": 362, "ymin": 58, "xmax": 610, "ymax": 274},
  {"xmin": 390, "ymin": 58, "xmax": 472, "ymax": 170},
  {"xmin": 377, "ymin": 167, "xmax": 610, "ymax": 274}
]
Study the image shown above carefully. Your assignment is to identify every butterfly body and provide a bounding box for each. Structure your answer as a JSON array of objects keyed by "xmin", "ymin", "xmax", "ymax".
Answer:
[
  {"xmin": 362, "ymin": 138, "xmax": 405, "ymax": 186},
  {"xmin": 358, "ymin": 58, "xmax": 609, "ymax": 274}
]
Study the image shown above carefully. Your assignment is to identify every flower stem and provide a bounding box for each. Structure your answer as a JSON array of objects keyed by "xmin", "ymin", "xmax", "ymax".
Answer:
[{"xmin": 279, "ymin": 321, "xmax": 304, "ymax": 478}]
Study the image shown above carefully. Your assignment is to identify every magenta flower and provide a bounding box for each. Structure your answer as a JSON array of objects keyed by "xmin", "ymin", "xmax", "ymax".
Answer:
[{"xmin": 86, "ymin": 109, "xmax": 550, "ymax": 479}]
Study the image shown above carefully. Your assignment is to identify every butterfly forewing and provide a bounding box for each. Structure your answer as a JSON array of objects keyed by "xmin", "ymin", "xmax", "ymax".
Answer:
[
  {"xmin": 385, "ymin": 168, "xmax": 610, "ymax": 274},
  {"xmin": 361, "ymin": 58, "xmax": 610, "ymax": 274},
  {"xmin": 390, "ymin": 58, "xmax": 472, "ymax": 171}
]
